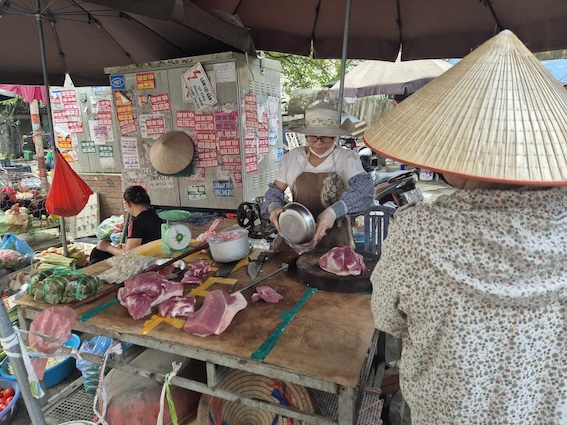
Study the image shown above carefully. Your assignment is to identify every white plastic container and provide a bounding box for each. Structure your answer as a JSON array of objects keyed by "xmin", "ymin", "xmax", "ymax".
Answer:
[{"xmin": 208, "ymin": 229, "xmax": 250, "ymax": 263}]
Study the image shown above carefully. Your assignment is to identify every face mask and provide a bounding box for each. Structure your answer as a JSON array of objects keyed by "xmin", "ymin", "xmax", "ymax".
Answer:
[{"xmin": 309, "ymin": 144, "xmax": 336, "ymax": 158}]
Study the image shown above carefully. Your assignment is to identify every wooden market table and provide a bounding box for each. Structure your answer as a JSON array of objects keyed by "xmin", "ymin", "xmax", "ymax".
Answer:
[{"xmin": 15, "ymin": 240, "xmax": 377, "ymax": 425}]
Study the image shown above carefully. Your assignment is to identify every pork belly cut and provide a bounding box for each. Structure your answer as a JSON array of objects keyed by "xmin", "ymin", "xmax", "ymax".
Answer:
[
  {"xmin": 183, "ymin": 290, "xmax": 247, "ymax": 337},
  {"xmin": 118, "ymin": 272, "xmax": 184, "ymax": 319},
  {"xmin": 251, "ymin": 286, "xmax": 283, "ymax": 303},
  {"xmin": 319, "ymin": 246, "xmax": 367, "ymax": 276},
  {"xmin": 158, "ymin": 296, "xmax": 197, "ymax": 318}
]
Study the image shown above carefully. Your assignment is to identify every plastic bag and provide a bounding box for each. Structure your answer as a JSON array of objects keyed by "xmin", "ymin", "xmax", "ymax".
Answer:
[
  {"xmin": 97, "ymin": 216, "xmax": 123, "ymax": 241},
  {"xmin": 76, "ymin": 336, "xmax": 113, "ymax": 394},
  {"xmin": 0, "ymin": 233, "xmax": 34, "ymax": 268},
  {"xmin": 28, "ymin": 306, "xmax": 76, "ymax": 380},
  {"xmin": 45, "ymin": 150, "xmax": 93, "ymax": 217}
]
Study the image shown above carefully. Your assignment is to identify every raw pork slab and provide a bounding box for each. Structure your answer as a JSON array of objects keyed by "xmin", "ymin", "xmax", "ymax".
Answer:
[
  {"xmin": 183, "ymin": 290, "xmax": 247, "ymax": 337},
  {"xmin": 251, "ymin": 286, "xmax": 283, "ymax": 303},
  {"xmin": 158, "ymin": 296, "xmax": 196, "ymax": 318},
  {"xmin": 319, "ymin": 246, "xmax": 367, "ymax": 276}
]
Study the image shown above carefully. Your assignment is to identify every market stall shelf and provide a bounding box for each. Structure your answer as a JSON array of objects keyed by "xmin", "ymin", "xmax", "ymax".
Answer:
[{"xmin": 15, "ymin": 240, "xmax": 377, "ymax": 424}]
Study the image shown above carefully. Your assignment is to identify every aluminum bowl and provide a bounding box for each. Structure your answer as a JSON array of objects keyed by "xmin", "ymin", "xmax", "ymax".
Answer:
[
  {"xmin": 208, "ymin": 229, "xmax": 251, "ymax": 263},
  {"xmin": 142, "ymin": 258, "xmax": 187, "ymax": 273},
  {"xmin": 278, "ymin": 202, "xmax": 316, "ymax": 244}
]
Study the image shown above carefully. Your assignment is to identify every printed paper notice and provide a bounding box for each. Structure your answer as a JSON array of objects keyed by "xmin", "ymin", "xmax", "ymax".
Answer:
[
  {"xmin": 187, "ymin": 185, "xmax": 206, "ymax": 201},
  {"xmin": 121, "ymin": 137, "xmax": 140, "ymax": 169},
  {"xmin": 213, "ymin": 63, "xmax": 237, "ymax": 83},
  {"xmin": 233, "ymin": 172, "xmax": 242, "ymax": 187},
  {"xmin": 89, "ymin": 120, "xmax": 112, "ymax": 144},
  {"xmin": 98, "ymin": 145, "xmax": 115, "ymax": 170},
  {"xmin": 182, "ymin": 63, "xmax": 218, "ymax": 111},
  {"xmin": 245, "ymin": 155, "xmax": 258, "ymax": 173},
  {"xmin": 213, "ymin": 180, "xmax": 233, "ymax": 197},
  {"xmin": 218, "ymin": 138, "xmax": 240, "ymax": 156},
  {"xmin": 149, "ymin": 93, "xmax": 170, "ymax": 113},
  {"xmin": 176, "ymin": 110, "xmax": 195, "ymax": 128},
  {"xmin": 198, "ymin": 150, "xmax": 219, "ymax": 168}
]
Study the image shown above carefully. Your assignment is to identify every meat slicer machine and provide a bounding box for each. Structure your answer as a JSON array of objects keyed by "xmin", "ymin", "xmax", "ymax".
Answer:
[{"xmin": 236, "ymin": 197, "xmax": 276, "ymax": 240}]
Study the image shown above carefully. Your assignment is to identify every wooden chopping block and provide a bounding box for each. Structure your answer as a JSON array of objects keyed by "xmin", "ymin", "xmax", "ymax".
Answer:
[{"xmin": 296, "ymin": 249, "xmax": 379, "ymax": 293}]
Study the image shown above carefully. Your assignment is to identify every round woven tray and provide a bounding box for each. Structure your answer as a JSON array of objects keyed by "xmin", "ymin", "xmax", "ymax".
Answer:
[{"xmin": 196, "ymin": 370, "xmax": 314, "ymax": 425}]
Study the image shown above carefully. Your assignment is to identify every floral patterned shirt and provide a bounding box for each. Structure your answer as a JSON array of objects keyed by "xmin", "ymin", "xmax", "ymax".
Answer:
[{"xmin": 371, "ymin": 187, "xmax": 567, "ymax": 424}]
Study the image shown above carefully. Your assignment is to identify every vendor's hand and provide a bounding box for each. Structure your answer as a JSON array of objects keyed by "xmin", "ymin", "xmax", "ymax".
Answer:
[
  {"xmin": 269, "ymin": 208, "xmax": 284, "ymax": 232},
  {"xmin": 314, "ymin": 207, "xmax": 337, "ymax": 243},
  {"xmin": 97, "ymin": 240, "xmax": 111, "ymax": 252}
]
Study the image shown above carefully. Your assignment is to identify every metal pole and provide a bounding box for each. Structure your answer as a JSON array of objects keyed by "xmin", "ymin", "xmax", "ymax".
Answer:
[
  {"xmin": 0, "ymin": 304, "xmax": 47, "ymax": 425},
  {"xmin": 337, "ymin": 0, "xmax": 352, "ymax": 117},
  {"xmin": 35, "ymin": 0, "xmax": 68, "ymax": 257}
]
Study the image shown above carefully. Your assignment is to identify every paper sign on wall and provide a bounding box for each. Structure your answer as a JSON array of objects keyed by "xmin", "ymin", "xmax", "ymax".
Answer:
[
  {"xmin": 136, "ymin": 72, "xmax": 156, "ymax": 90},
  {"xmin": 149, "ymin": 93, "xmax": 170, "ymax": 112},
  {"xmin": 121, "ymin": 137, "xmax": 140, "ymax": 169},
  {"xmin": 176, "ymin": 111, "xmax": 195, "ymax": 128},
  {"xmin": 198, "ymin": 150, "xmax": 219, "ymax": 168},
  {"xmin": 188, "ymin": 185, "xmax": 206, "ymax": 200},
  {"xmin": 81, "ymin": 140, "xmax": 96, "ymax": 153},
  {"xmin": 245, "ymin": 155, "xmax": 258, "ymax": 173},
  {"xmin": 213, "ymin": 180, "xmax": 233, "ymax": 197},
  {"xmin": 182, "ymin": 63, "xmax": 218, "ymax": 111}
]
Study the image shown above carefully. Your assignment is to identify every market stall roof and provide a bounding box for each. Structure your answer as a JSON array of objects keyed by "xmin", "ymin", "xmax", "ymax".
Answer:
[
  {"xmin": 190, "ymin": 0, "xmax": 567, "ymax": 60},
  {"xmin": 0, "ymin": 0, "xmax": 255, "ymax": 86},
  {"xmin": 328, "ymin": 58, "xmax": 452, "ymax": 99}
]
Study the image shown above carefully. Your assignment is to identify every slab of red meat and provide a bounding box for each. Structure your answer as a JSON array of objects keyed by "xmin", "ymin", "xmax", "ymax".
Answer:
[
  {"xmin": 158, "ymin": 296, "xmax": 196, "ymax": 318},
  {"xmin": 318, "ymin": 246, "xmax": 367, "ymax": 276},
  {"xmin": 118, "ymin": 272, "xmax": 184, "ymax": 319},
  {"xmin": 180, "ymin": 259, "xmax": 211, "ymax": 285},
  {"xmin": 251, "ymin": 286, "xmax": 283, "ymax": 303},
  {"xmin": 183, "ymin": 290, "xmax": 247, "ymax": 337}
]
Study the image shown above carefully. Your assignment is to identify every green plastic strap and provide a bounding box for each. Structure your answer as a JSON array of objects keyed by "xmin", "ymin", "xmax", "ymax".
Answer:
[
  {"xmin": 79, "ymin": 298, "xmax": 119, "ymax": 322},
  {"xmin": 251, "ymin": 288, "xmax": 318, "ymax": 361},
  {"xmin": 165, "ymin": 377, "xmax": 178, "ymax": 425}
]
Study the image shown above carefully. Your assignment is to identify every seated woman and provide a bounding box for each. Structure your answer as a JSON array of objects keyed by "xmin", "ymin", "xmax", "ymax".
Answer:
[{"xmin": 88, "ymin": 186, "xmax": 163, "ymax": 265}]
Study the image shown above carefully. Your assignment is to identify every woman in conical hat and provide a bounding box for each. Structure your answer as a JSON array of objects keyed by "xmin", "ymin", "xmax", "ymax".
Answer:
[
  {"xmin": 366, "ymin": 30, "xmax": 567, "ymax": 424},
  {"xmin": 262, "ymin": 102, "xmax": 374, "ymax": 251}
]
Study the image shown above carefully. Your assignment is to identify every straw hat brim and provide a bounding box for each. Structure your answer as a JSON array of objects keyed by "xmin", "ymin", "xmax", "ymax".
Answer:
[
  {"xmin": 149, "ymin": 131, "xmax": 195, "ymax": 175},
  {"xmin": 364, "ymin": 30, "xmax": 567, "ymax": 185},
  {"xmin": 296, "ymin": 119, "xmax": 355, "ymax": 137},
  {"xmin": 196, "ymin": 370, "xmax": 313, "ymax": 425}
]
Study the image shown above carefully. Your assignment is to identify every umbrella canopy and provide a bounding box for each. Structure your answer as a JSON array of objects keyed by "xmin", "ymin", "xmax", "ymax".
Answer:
[
  {"xmin": 0, "ymin": 85, "xmax": 48, "ymax": 104},
  {"xmin": 327, "ymin": 58, "xmax": 452, "ymax": 99},
  {"xmin": 191, "ymin": 0, "xmax": 567, "ymax": 60},
  {"xmin": 0, "ymin": 0, "xmax": 255, "ymax": 86}
]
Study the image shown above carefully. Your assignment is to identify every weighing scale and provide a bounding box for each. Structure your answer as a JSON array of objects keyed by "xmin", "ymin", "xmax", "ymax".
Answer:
[{"xmin": 158, "ymin": 210, "xmax": 192, "ymax": 254}]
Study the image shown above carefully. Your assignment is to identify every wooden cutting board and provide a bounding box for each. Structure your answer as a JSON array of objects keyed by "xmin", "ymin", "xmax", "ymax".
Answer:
[{"xmin": 296, "ymin": 249, "xmax": 379, "ymax": 293}]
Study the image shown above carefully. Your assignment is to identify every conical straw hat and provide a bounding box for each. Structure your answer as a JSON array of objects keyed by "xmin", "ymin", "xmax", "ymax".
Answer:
[
  {"xmin": 149, "ymin": 131, "xmax": 195, "ymax": 175},
  {"xmin": 364, "ymin": 30, "xmax": 567, "ymax": 185}
]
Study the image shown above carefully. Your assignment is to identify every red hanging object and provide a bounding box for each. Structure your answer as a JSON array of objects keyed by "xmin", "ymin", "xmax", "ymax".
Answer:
[{"xmin": 45, "ymin": 150, "xmax": 93, "ymax": 217}]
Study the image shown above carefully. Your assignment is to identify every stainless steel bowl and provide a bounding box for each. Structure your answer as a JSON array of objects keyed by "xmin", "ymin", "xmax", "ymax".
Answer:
[
  {"xmin": 142, "ymin": 258, "xmax": 187, "ymax": 273},
  {"xmin": 278, "ymin": 202, "xmax": 316, "ymax": 244}
]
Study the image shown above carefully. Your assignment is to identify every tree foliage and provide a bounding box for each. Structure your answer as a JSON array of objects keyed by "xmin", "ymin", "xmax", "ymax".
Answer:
[{"xmin": 264, "ymin": 52, "xmax": 359, "ymax": 99}]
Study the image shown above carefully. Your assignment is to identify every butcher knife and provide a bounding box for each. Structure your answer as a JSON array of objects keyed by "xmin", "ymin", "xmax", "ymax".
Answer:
[
  {"xmin": 246, "ymin": 251, "xmax": 271, "ymax": 282},
  {"xmin": 214, "ymin": 260, "xmax": 239, "ymax": 277}
]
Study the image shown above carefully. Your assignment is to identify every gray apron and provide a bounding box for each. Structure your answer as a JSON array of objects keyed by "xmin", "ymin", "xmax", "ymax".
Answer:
[{"xmin": 275, "ymin": 148, "xmax": 353, "ymax": 252}]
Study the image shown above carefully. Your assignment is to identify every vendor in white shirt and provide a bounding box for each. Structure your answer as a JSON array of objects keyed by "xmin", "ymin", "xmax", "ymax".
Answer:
[{"xmin": 263, "ymin": 103, "xmax": 374, "ymax": 251}]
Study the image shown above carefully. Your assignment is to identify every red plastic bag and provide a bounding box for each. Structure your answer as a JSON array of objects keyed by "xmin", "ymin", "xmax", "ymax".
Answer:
[{"xmin": 45, "ymin": 150, "xmax": 93, "ymax": 217}]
